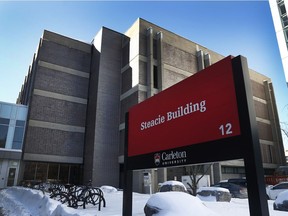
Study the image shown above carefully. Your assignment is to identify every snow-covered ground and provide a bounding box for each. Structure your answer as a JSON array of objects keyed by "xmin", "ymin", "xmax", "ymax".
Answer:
[{"xmin": 0, "ymin": 186, "xmax": 287, "ymax": 216}]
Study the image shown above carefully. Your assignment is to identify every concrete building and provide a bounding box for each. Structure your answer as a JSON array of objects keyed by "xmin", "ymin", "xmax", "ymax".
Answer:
[
  {"xmin": 269, "ymin": 0, "xmax": 288, "ymax": 86},
  {"xmin": 17, "ymin": 18, "xmax": 285, "ymax": 192},
  {"xmin": 0, "ymin": 102, "xmax": 28, "ymax": 188}
]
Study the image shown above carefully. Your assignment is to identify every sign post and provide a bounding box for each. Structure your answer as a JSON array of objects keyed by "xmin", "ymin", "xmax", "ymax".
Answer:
[
  {"xmin": 232, "ymin": 56, "xmax": 269, "ymax": 215},
  {"xmin": 122, "ymin": 55, "xmax": 269, "ymax": 216}
]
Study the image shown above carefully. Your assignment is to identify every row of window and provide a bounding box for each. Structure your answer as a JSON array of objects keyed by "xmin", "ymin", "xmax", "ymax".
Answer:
[
  {"xmin": 277, "ymin": 0, "xmax": 288, "ymax": 48},
  {"xmin": 23, "ymin": 162, "xmax": 82, "ymax": 185},
  {"xmin": 0, "ymin": 118, "xmax": 25, "ymax": 149},
  {"xmin": 222, "ymin": 166, "xmax": 246, "ymax": 174}
]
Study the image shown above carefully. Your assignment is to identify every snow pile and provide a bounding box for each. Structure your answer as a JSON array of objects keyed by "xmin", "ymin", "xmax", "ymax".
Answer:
[
  {"xmin": 0, "ymin": 187, "xmax": 81, "ymax": 216},
  {"xmin": 100, "ymin": 185, "xmax": 118, "ymax": 193},
  {"xmin": 146, "ymin": 191, "xmax": 219, "ymax": 216}
]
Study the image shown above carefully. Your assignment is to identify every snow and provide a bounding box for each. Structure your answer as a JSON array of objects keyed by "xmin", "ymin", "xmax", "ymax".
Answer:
[
  {"xmin": 160, "ymin": 180, "xmax": 186, "ymax": 187},
  {"xmin": 0, "ymin": 186, "xmax": 287, "ymax": 216},
  {"xmin": 275, "ymin": 190, "xmax": 288, "ymax": 205},
  {"xmin": 146, "ymin": 192, "xmax": 218, "ymax": 216},
  {"xmin": 197, "ymin": 186, "xmax": 229, "ymax": 193}
]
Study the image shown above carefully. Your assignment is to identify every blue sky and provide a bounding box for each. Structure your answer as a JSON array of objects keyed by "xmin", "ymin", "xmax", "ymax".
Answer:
[{"xmin": 1, "ymin": 1, "xmax": 288, "ymax": 147}]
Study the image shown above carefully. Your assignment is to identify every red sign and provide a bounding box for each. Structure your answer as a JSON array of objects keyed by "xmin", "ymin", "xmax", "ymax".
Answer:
[{"xmin": 128, "ymin": 56, "xmax": 241, "ymax": 157}]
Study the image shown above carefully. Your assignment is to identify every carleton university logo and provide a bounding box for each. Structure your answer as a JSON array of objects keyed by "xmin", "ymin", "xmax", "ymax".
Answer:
[
  {"xmin": 153, "ymin": 151, "xmax": 187, "ymax": 166},
  {"xmin": 154, "ymin": 153, "xmax": 161, "ymax": 166}
]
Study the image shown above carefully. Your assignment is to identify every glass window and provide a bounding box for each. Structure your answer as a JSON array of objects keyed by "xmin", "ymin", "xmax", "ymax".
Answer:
[
  {"xmin": 12, "ymin": 127, "xmax": 24, "ymax": 149},
  {"xmin": 284, "ymin": 29, "xmax": 288, "ymax": 40},
  {"xmin": 23, "ymin": 162, "xmax": 37, "ymax": 180},
  {"xmin": 16, "ymin": 120, "xmax": 25, "ymax": 127},
  {"xmin": 279, "ymin": 4, "xmax": 287, "ymax": 16},
  {"xmin": 153, "ymin": 39, "xmax": 158, "ymax": 59},
  {"xmin": 48, "ymin": 164, "xmax": 59, "ymax": 180},
  {"xmin": 274, "ymin": 183, "xmax": 288, "ymax": 190},
  {"xmin": 36, "ymin": 163, "xmax": 48, "ymax": 181},
  {"xmin": 0, "ymin": 125, "xmax": 8, "ymax": 148},
  {"xmin": 0, "ymin": 104, "xmax": 12, "ymax": 118},
  {"xmin": 16, "ymin": 107, "xmax": 28, "ymax": 120},
  {"xmin": 282, "ymin": 16, "xmax": 288, "ymax": 28},
  {"xmin": 153, "ymin": 66, "xmax": 158, "ymax": 89},
  {"xmin": 0, "ymin": 118, "xmax": 9, "ymax": 125},
  {"xmin": 69, "ymin": 165, "xmax": 82, "ymax": 185},
  {"xmin": 59, "ymin": 165, "xmax": 69, "ymax": 183}
]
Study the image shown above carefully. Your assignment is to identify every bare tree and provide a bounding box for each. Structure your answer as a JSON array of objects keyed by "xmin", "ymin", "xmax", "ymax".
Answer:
[{"xmin": 185, "ymin": 163, "xmax": 213, "ymax": 196}]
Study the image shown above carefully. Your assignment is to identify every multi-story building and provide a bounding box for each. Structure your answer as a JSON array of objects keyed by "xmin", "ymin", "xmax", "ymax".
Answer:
[
  {"xmin": 0, "ymin": 102, "xmax": 28, "ymax": 188},
  {"xmin": 17, "ymin": 18, "xmax": 285, "ymax": 192},
  {"xmin": 269, "ymin": 0, "xmax": 288, "ymax": 86}
]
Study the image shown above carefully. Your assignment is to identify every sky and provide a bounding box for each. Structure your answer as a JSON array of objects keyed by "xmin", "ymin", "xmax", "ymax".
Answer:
[{"xmin": 0, "ymin": 1, "xmax": 288, "ymax": 147}]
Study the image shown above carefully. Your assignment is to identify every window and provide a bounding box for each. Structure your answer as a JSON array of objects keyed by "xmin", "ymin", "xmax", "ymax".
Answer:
[
  {"xmin": 279, "ymin": 3, "xmax": 287, "ymax": 17},
  {"xmin": 222, "ymin": 166, "xmax": 245, "ymax": 174},
  {"xmin": 48, "ymin": 164, "xmax": 59, "ymax": 180},
  {"xmin": 153, "ymin": 39, "xmax": 158, "ymax": 59},
  {"xmin": 274, "ymin": 183, "xmax": 288, "ymax": 190},
  {"xmin": 23, "ymin": 162, "xmax": 37, "ymax": 180},
  {"xmin": 12, "ymin": 120, "xmax": 25, "ymax": 149},
  {"xmin": 0, "ymin": 104, "xmax": 12, "ymax": 118},
  {"xmin": 12, "ymin": 127, "xmax": 24, "ymax": 149},
  {"xmin": 0, "ymin": 125, "xmax": 8, "ymax": 148},
  {"xmin": 153, "ymin": 66, "xmax": 158, "ymax": 89},
  {"xmin": 0, "ymin": 118, "xmax": 9, "ymax": 125},
  {"xmin": 282, "ymin": 16, "xmax": 288, "ymax": 28}
]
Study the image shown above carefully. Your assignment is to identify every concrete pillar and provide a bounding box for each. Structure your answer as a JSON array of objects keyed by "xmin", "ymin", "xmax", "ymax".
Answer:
[{"xmin": 146, "ymin": 27, "xmax": 154, "ymax": 97}]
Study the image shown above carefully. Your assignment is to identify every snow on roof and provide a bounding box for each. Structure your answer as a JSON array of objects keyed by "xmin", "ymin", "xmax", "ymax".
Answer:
[
  {"xmin": 197, "ymin": 187, "xmax": 230, "ymax": 193},
  {"xmin": 161, "ymin": 180, "xmax": 186, "ymax": 187}
]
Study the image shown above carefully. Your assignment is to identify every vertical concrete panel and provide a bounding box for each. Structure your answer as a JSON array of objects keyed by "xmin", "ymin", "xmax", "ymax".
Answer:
[{"xmin": 89, "ymin": 28, "xmax": 124, "ymax": 187}]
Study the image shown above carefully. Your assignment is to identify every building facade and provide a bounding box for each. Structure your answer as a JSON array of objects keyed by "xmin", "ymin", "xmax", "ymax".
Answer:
[
  {"xmin": 0, "ymin": 102, "xmax": 28, "ymax": 188},
  {"xmin": 17, "ymin": 18, "xmax": 285, "ymax": 192},
  {"xmin": 269, "ymin": 0, "xmax": 288, "ymax": 86}
]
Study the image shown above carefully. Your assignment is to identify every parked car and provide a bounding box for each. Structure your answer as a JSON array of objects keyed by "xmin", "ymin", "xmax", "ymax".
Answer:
[
  {"xmin": 159, "ymin": 180, "xmax": 188, "ymax": 193},
  {"xmin": 273, "ymin": 190, "xmax": 288, "ymax": 211},
  {"xmin": 267, "ymin": 182, "xmax": 288, "ymax": 200},
  {"xmin": 221, "ymin": 178, "xmax": 247, "ymax": 188},
  {"xmin": 211, "ymin": 182, "xmax": 248, "ymax": 199}
]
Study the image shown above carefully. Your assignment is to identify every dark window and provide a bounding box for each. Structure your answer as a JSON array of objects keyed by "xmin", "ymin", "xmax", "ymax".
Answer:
[
  {"xmin": 153, "ymin": 66, "xmax": 158, "ymax": 89},
  {"xmin": 23, "ymin": 162, "xmax": 37, "ymax": 180},
  {"xmin": 12, "ymin": 127, "xmax": 24, "ymax": 149},
  {"xmin": 16, "ymin": 120, "xmax": 25, "ymax": 127},
  {"xmin": 279, "ymin": 4, "xmax": 287, "ymax": 16},
  {"xmin": 222, "ymin": 166, "xmax": 245, "ymax": 174},
  {"xmin": 285, "ymin": 29, "xmax": 288, "ymax": 39},
  {"xmin": 153, "ymin": 39, "xmax": 158, "ymax": 59},
  {"xmin": 0, "ymin": 118, "xmax": 9, "ymax": 125},
  {"xmin": 0, "ymin": 125, "xmax": 8, "ymax": 148},
  {"xmin": 282, "ymin": 16, "xmax": 288, "ymax": 28},
  {"xmin": 274, "ymin": 183, "xmax": 288, "ymax": 190},
  {"xmin": 36, "ymin": 163, "xmax": 48, "ymax": 181},
  {"xmin": 48, "ymin": 164, "xmax": 59, "ymax": 180},
  {"xmin": 59, "ymin": 164, "xmax": 69, "ymax": 183}
]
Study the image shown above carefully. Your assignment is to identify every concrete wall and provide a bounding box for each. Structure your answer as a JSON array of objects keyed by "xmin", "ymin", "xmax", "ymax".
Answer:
[{"xmin": 84, "ymin": 28, "xmax": 126, "ymax": 187}]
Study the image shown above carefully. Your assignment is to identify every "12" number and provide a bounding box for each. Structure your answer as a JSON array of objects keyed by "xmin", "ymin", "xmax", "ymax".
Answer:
[{"xmin": 219, "ymin": 123, "xmax": 233, "ymax": 135}]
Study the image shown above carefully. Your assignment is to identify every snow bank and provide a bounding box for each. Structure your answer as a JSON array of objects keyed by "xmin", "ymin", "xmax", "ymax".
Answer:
[{"xmin": 0, "ymin": 187, "xmax": 80, "ymax": 216}]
